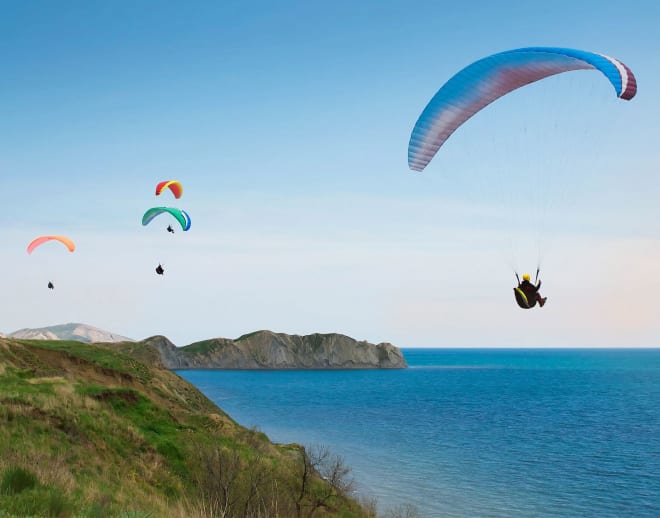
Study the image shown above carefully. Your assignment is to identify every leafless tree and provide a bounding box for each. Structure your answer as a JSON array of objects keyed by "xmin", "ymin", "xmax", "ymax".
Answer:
[
  {"xmin": 290, "ymin": 444, "xmax": 355, "ymax": 518},
  {"xmin": 192, "ymin": 445, "xmax": 277, "ymax": 518}
]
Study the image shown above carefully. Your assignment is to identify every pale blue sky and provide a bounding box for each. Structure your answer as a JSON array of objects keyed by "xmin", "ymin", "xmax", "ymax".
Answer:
[{"xmin": 2, "ymin": 1, "xmax": 659, "ymax": 346}]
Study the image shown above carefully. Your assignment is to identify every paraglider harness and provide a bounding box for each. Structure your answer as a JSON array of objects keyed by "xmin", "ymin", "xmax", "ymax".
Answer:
[
  {"xmin": 513, "ymin": 268, "xmax": 540, "ymax": 309},
  {"xmin": 155, "ymin": 264, "xmax": 164, "ymax": 275}
]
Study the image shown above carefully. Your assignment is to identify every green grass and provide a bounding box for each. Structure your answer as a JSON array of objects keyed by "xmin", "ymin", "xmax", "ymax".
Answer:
[
  {"xmin": 13, "ymin": 339, "xmax": 154, "ymax": 383},
  {"xmin": 180, "ymin": 338, "xmax": 224, "ymax": 355},
  {"xmin": 0, "ymin": 337, "xmax": 373, "ymax": 517},
  {"xmin": 236, "ymin": 330, "xmax": 265, "ymax": 341},
  {"xmin": 0, "ymin": 465, "xmax": 72, "ymax": 517},
  {"xmin": 1, "ymin": 466, "xmax": 38, "ymax": 494}
]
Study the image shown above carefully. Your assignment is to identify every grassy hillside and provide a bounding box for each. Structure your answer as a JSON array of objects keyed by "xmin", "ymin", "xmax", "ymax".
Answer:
[{"xmin": 0, "ymin": 338, "xmax": 373, "ymax": 517}]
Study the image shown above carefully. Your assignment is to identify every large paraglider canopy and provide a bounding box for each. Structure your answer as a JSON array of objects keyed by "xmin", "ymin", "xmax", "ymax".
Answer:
[
  {"xmin": 27, "ymin": 235, "xmax": 76, "ymax": 254},
  {"xmin": 408, "ymin": 47, "xmax": 637, "ymax": 172},
  {"xmin": 155, "ymin": 180, "xmax": 183, "ymax": 199},
  {"xmin": 142, "ymin": 207, "xmax": 191, "ymax": 231}
]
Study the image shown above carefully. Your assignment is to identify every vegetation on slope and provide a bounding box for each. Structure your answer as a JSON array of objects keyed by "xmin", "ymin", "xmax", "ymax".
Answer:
[{"xmin": 0, "ymin": 338, "xmax": 373, "ymax": 517}]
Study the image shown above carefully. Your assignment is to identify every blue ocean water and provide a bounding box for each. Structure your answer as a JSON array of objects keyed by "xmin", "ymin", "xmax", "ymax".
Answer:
[{"xmin": 176, "ymin": 349, "xmax": 660, "ymax": 517}]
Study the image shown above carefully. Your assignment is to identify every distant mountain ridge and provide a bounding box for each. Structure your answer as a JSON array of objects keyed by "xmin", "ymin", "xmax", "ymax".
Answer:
[{"xmin": 8, "ymin": 323, "xmax": 134, "ymax": 343}]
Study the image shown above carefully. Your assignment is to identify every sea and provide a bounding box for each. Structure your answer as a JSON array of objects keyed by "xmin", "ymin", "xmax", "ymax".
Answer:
[{"xmin": 176, "ymin": 348, "xmax": 660, "ymax": 517}]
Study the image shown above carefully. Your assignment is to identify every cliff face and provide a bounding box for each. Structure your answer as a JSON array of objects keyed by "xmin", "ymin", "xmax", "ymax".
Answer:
[
  {"xmin": 141, "ymin": 335, "xmax": 180, "ymax": 369},
  {"xmin": 146, "ymin": 331, "xmax": 407, "ymax": 369}
]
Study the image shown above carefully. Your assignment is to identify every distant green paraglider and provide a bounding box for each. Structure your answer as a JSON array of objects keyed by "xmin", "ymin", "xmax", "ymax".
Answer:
[{"xmin": 142, "ymin": 207, "xmax": 191, "ymax": 231}]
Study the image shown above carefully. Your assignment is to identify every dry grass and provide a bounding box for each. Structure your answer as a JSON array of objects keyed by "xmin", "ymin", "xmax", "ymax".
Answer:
[{"xmin": 0, "ymin": 452, "xmax": 76, "ymax": 494}]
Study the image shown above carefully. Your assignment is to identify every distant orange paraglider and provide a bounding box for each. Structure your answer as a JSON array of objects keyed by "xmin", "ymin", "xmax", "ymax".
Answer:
[{"xmin": 27, "ymin": 235, "xmax": 76, "ymax": 254}]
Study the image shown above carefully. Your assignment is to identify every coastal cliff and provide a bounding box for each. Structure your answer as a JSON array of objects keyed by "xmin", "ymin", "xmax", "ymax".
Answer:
[
  {"xmin": 0, "ymin": 337, "xmax": 371, "ymax": 516},
  {"xmin": 143, "ymin": 330, "xmax": 408, "ymax": 369}
]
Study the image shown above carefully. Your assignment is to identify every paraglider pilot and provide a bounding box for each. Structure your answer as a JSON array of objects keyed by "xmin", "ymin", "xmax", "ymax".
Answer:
[
  {"xmin": 514, "ymin": 273, "xmax": 546, "ymax": 309},
  {"xmin": 155, "ymin": 264, "xmax": 164, "ymax": 275},
  {"xmin": 47, "ymin": 281, "xmax": 54, "ymax": 290},
  {"xmin": 166, "ymin": 224, "xmax": 174, "ymax": 234}
]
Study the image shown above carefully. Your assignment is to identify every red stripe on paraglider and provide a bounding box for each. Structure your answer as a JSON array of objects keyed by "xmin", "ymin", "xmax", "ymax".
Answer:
[{"xmin": 619, "ymin": 62, "xmax": 637, "ymax": 100}]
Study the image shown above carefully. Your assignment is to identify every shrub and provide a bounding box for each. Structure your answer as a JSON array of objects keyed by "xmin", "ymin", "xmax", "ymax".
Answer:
[
  {"xmin": 0, "ymin": 466, "xmax": 38, "ymax": 495},
  {"xmin": 0, "ymin": 485, "xmax": 71, "ymax": 517},
  {"xmin": 43, "ymin": 487, "xmax": 71, "ymax": 517}
]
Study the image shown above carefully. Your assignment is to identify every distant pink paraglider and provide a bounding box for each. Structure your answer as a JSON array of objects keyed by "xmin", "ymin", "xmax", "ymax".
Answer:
[{"xmin": 27, "ymin": 235, "xmax": 76, "ymax": 255}]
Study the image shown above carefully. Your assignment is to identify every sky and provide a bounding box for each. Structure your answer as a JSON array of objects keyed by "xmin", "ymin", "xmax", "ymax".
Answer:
[{"xmin": 1, "ymin": 0, "xmax": 659, "ymax": 347}]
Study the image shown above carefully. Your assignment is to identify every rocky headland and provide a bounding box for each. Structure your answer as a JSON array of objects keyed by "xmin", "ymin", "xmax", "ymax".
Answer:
[
  {"xmin": 8, "ymin": 324, "xmax": 408, "ymax": 369},
  {"xmin": 143, "ymin": 330, "xmax": 408, "ymax": 369}
]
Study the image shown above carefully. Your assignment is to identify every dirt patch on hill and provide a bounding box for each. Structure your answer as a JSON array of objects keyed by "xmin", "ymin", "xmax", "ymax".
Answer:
[{"xmin": 91, "ymin": 389, "xmax": 140, "ymax": 406}]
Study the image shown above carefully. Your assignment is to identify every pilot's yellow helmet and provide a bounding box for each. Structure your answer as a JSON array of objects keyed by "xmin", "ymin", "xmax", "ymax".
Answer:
[{"xmin": 522, "ymin": 273, "xmax": 531, "ymax": 281}]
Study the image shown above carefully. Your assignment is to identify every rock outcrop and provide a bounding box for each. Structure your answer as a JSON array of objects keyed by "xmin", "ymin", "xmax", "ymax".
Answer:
[{"xmin": 145, "ymin": 331, "xmax": 407, "ymax": 369}]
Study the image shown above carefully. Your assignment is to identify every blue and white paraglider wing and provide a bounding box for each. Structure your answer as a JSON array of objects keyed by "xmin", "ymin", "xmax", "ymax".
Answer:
[{"xmin": 408, "ymin": 47, "xmax": 637, "ymax": 172}]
